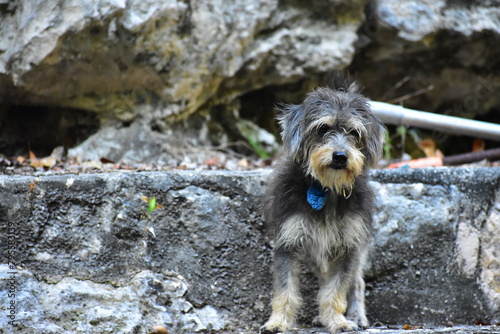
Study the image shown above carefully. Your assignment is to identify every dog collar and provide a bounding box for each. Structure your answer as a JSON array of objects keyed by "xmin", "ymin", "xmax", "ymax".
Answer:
[
  {"xmin": 307, "ymin": 182, "xmax": 354, "ymax": 210},
  {"xmin": 307, "ymin": 181, "xmax": 327, "ymax": 211}
]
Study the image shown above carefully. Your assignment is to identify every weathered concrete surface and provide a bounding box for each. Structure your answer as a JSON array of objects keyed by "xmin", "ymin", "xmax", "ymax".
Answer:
[
  {"xmin": 0, "ymin": 168, "xmax": 499, "ymax": 334},
  {"xmin": 269, "ymin": 327, "xmax": 500, "ymax": 334},
  {"xmin": 368, "ymin": 168, "xmax": 500, "ymax": 325}
]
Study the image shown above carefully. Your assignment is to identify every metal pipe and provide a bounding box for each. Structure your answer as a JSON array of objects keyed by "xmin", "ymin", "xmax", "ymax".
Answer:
[{"xmin": 369, "ymin": 101, "xmax": 500, "ymax": 141}]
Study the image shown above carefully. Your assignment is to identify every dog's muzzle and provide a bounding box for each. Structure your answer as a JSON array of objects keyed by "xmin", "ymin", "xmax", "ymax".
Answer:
[{"xmin": 330, "ymin": 151, "xmax": 348, "ymax": 170}]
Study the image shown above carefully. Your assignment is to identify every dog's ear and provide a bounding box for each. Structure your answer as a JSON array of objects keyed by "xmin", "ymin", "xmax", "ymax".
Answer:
[
  {"xmin": 362, "ymin": 105, "xmax": 386, "ymax": 168},
  {"xmin": 347, "ymin": 81, "xmax": 361, "ymax": 94},
  {"xmin": 277, "ymin": 104, "xmax": 304, "ymax": 158}
]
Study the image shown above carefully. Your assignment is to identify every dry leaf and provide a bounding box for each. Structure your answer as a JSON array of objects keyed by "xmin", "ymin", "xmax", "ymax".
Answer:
[
  {"xmin": 174, "ymin": 165, "xmax": 187, "ymax": 170},
  {"xmin": 30, "ymin": 156, "xmax": 57, "ymax": 169},
  {"xmin": 40, "ymin": 157, "xmax": 56, "ymax": 168},
  {"xmin": 237, "ymin": 158, "xmax": 251, "ymax": 168},
  {"xmin": 28, "ymin": 180, "xmax": 38, "ymax": 192},
  {"xmin": 204, "ymin": 157, "xmax": 220, "ymax": 166},
  {"xmin": 149, "ymin": 325, "xmax": 168, "ymax": 334},
  {"xmin": 81, "ymin": 160, "xmax": 102, "ymax": 169},
  {"xmin": 418, "ymin": 139, "xmax": 436, "ymax": 157},
  {"xmin": 100, "ymin": 157, "xmax": 115, "ymax": 164}
]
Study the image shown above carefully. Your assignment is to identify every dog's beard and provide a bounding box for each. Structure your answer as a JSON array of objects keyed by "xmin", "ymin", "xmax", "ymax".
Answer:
[{"xmin": 307, "ymin": 146, "xmax": 364, "ymax": 194}]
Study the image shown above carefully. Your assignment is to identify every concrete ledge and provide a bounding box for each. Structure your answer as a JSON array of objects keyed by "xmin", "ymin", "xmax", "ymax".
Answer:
[{"xmin": 0, "ymin": 168, "xmax": 499, "ymax": 333}]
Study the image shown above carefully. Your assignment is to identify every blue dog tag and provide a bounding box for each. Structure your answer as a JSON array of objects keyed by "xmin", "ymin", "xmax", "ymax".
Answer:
[{"xmin": 307, "ymin": 182, "xmax": 327, "ymax": 211}]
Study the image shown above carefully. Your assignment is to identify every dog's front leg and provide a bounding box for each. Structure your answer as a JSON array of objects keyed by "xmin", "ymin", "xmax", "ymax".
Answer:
[
  {"xmin": 346, "ymin": 272, "xmax": 368, "ymax": 327},
  {"xmin": 317, "ymin": 258, "xmax": 361, "ymax": 333},
  {"xmin": 261, "ymin": 249, "xmax": 302, "ymax": 334}
]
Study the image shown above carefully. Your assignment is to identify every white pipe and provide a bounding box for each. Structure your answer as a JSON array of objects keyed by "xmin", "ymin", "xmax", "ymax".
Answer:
[{"xmin": 369, "ymin": 101, "xmax": 500, "ymax": 141}]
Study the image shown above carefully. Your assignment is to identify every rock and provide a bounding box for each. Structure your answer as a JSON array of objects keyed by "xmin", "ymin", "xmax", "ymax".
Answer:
[
  {"xmin": 481, "ymin": 189, "xmax": 500, "ymax": 312},
  {"xmin": 0, "ymin": 170, "xmax": 272, "ymax": 333},
  {"xmin": 369, "ymin": 168, "xmax": 500, "ymax": 325},
  {"xmin": 350, "ymin": 0, "xmax": 500, "ymax": 128},
  {"xmin": 374, "ymin": 0, "xmax": 500, "ymax": 42},
  {"xmin": 0, "ymin": 0, "xmax": 364, "ymax": 120},
  {"xmin": 1, "ymin": 0, "xmax": 369, "ymax": 163},
  {"xmin": 0, "ymin": 265, "xmax": 225, "ymax": 333},
  {"xmin": 0, "ymin": 168, "xmax": 499, "ymax": 333},
  {"xmin": 2, "ymin": 0, "xmax": 500, "ymax": 163}
]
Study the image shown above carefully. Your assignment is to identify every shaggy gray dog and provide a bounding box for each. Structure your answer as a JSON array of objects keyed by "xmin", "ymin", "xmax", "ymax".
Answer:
[{"xmin": 261, "ymin": 77, "xmax": 385, "ymax": 333}]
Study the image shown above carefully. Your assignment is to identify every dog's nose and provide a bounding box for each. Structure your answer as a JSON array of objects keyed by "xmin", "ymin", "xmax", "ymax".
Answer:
[{"xmin": 331, "ymin": 151, "xmax": 348, "ymax": 169}]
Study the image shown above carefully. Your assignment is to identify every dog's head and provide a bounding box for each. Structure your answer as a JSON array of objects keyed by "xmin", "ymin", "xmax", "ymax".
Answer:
[{"xmin": 278, "ymin": 80, "xmax": 385, "ymax": 194}]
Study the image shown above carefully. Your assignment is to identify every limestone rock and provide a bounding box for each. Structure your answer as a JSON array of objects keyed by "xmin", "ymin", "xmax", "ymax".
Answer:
[
  {"xmin": 375, "ymin": 0, "xmax": 500, "ymax": 42},
  {"xmin": 351, "ymin": 0, "xmax": 500, "ymax": 120},
  {"xmin": 2, "ymin": 0, "xmax": 500, "ymax": 165},
  {"xmin": 0, "ymin": 0, "xmax": 369, "ymax": 164},
  {"xmin": 0, "ymin": 0, "xmax": 365, "ymax": 121}
]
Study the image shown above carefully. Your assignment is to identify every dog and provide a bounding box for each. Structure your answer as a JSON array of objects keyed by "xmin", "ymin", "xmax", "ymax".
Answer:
[{"xmin": 260, "ymin": 77, "xmax": 385, "ymax": 333}]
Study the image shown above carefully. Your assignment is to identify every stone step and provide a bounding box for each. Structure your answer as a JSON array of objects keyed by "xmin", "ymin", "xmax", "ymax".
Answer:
[{"xmin": 0, "ymin": 168, "xmax": 499, "ymax": 333}]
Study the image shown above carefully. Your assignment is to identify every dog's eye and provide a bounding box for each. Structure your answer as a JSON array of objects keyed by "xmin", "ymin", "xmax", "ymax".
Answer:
[
  {"xmin": 344, "ymin": 128, "xmax": 360, "ymax": 140},
  {"xmin": 317, "ymin": 124, "xmax": 330, "ymax": 136}
]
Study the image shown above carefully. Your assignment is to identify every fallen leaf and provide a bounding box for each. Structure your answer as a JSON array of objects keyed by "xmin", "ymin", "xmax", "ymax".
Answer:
[
  {"xmin": 40, "ymin": 157, "xmax": 57, "ymax": 168},
  {"xmin": 100, "ymin": 157, "xmax": 115, "ymax": 164},
  {"xmin": 28, "ymin": 180, "xmax": 38, "ymax": 192},
  {"xmin": 149, "ymin": 325, "xmax": 168, "ymax": 334},
  {"xmin": 204, "ymin": 157, "xmax": 220, "ymax": 166},
  {"xmin": 30, "ymin": 156, "xmax": 57, "ymax": 169},
  {"xmin": 237, "ymin": 158, "xmax": 251, "ymax": 168},
  {"xmin": 174, "ymin": 165, "xmax": 187, "ymax": 170},
  {"xmin": 81, "ymin": 160, "xmax": 102, "ymax": 170},
  {"xmin": 418, "ymin": 139, "xmax": 436, "ymax": 157}
]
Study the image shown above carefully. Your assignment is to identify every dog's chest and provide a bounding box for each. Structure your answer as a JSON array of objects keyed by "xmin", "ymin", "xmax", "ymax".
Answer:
[
  {"xmin": 278, "ymin": 213, "xmax": 366, "ymax": 273},
  {"xmin": 307, "ymin": 218, "xmax": 348, "ymax": 272}
]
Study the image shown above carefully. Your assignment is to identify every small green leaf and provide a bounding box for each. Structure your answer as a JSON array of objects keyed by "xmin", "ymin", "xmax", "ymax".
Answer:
[
  {"xmin": 396, "ymin": 125, "xmax": 407, "ymax": 138},
  {"xmin": 148, "ymin": 197, "xmax": 156, "ymax": 213}
]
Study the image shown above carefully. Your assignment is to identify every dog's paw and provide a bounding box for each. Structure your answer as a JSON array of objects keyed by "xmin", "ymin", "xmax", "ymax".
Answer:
[
  {"xmin": 346, "ymin": 315, "xmax": 369, "ymax": 329},
  {"xmin": 260, "ymin": 314, "xmax": 294, "ymax": 333},
  {"xmin": 328, "ymin": 319, "xmax": 360, "ymax": 333},
  {"xmin": 346, "ymin": 303, "xmax": 368, "ymax": 328},
  {"xmin": 312, "ymin": 315, "xmax": 323, "ymax": 327},
  {"xmin": 260, "ymin": 319, "xmax": 294, "ymax": 334},
  {"xmin": 346, "ymin": 314, "xmax": 368, "ymax": 329},
  {"xmin": 260, "ymin": 324, "xmax": 286, "ymax": 334}
]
